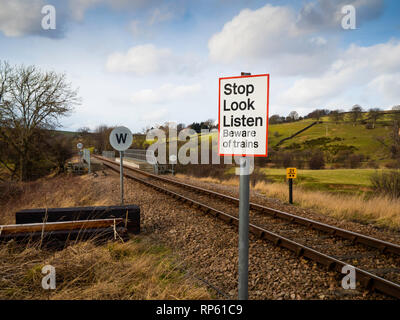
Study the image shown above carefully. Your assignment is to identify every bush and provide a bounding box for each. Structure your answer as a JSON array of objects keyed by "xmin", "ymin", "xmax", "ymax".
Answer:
[
  {"xmin": 273, "ymin": 131, "xmax": 281, "ymax": 138},
  {"xmin": 348, "ymin": 154, "xmax": 364, "ymax": 168},
  {"xmin": 0, "ymin": 182, "xmax": 23, "ymax": 204},
  {"xmin": 282, "ymin": 152, "xmax": 294, "ymax": 168},
  {"xmin": 250, "ymin": 168, "xmax": 270, "ymax": 187},
  {"xmin": 309, "ymin": 152, "xmax": 325, "ymax": 170},
  {"xmin": 370, "ymin": 170, "xmax": 400, "ymax": 199},
  {"xmin": 385, "ymin": 160, "xmax": 400, "ymax": 169},
  {"xmin": 368, "ymin": 160, "xmax": 379, "ymax": 169}
]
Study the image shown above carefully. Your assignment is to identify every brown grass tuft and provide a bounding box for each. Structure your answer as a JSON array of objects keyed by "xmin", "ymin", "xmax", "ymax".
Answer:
[
  {"xmin": 0, "ymin": 173, "xmax": 212, "ymax": 300},
  {"xmin": 176, "ymin": 174, "xmax": 400, "ymax": 230},
  {"xmin": 0, "ymin": 237, "xmax": 211, "ymax": 300}
]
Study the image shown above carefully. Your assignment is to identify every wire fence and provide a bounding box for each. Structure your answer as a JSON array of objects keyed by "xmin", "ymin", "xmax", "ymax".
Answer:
[
  {"xmin": 101, "ymin": 149, "xmax": 173, "ymax": 175},
  {"xmin": 102, "ymin": 151, "xmax": 115, "ymax": 160},
  {"xmin": 124, "ymin": 149, "xmax": 156, "ymax": 164}
]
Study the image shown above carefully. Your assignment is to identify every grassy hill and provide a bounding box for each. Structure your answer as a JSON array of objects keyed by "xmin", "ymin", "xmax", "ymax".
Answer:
[
  {"xmin": 268, "ymin": 118, "xmax": 392, "ymax": 162},
  {"xmin": 195, "ymin": 113, "xmax": 395, "ymax": 164}
]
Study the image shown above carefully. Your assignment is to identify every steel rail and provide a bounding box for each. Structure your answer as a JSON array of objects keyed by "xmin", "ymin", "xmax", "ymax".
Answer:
[
  {"xmin": 96, "ymin": 156, "xmax": 400, "ymax": 299},
  {"xmin": 94, "ymin": 155, "xmax": 400, "ymax": 256}
]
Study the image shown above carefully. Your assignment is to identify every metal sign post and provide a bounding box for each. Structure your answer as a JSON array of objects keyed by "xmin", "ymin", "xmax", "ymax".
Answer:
[
  {"xmin": 218, "ymin": 71, "xmax": 269, "ymax": 300},
  {"xmin": 286, "ymin": 168, "xmax": 297, "ymax": 204},
  {"xmin": 77, "ymin": 143, "xmax": 83, "ymax": 166},
  {"xmin": 169, "ymin": 154, "xmax": 177, "ymax": 176},
  {"xmin": 109, "ymin": 126, "xmax": 133, "ymax": 206},
  {"xmin": 238, "ymin": 156, "xmax": 250, "ymax": 300},
  {"xmin": 119, "ymin": 151, "xmax": 124, "ymax": 205}
]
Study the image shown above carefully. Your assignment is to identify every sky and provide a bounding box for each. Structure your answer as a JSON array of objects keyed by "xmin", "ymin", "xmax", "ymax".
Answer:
[{"xmin": 0, "ymin": 0, "xmax": 400, "ymax": 132}]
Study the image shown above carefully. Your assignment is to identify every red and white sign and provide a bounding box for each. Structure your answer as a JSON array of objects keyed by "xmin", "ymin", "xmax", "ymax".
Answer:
[{"xmin": 218, "ymin": 74, "xmax": 269, "ymax": 157}]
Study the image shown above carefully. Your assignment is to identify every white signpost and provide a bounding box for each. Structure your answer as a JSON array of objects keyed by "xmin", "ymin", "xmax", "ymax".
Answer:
[
  {"xmin": 218, "ymin": 74, "xmax": 269, "ymax": 156},
  {"xmin": 218, "ymin": 73, "xmax": 269, "ymax": 300},
  {"xmin": 109, "ymin": 126, "xmax": 133, "ymax": 205},
  {"xmin": 169, "ymin": 154, "xmax": 177, "ymax": 175},
  {"xmin": 77, "ymin": 143, "xmax": 83, "ymax": 164}
]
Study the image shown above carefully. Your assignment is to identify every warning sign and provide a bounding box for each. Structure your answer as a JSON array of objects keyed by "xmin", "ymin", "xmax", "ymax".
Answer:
[
  {"xmin": 218, "ymin": 74, "xmax": 269, "ymax": 156},
  {"xmin": 286, "ymin": 168, "xmax": 297, "ymax": 179}
]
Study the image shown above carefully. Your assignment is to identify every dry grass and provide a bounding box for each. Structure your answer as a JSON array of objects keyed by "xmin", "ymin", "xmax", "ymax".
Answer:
[
  {"xmin": 0, "ymin": 174, "xmax": 118, "ymax": 225},
  {"xmin": 176, "ymin": 174, "xmax": 400, "ymax": 230},
  {"xmin": 0, "ymin": 238, "xmax": 211, "ymax": 299},
  {"xmin": 0, "ymin": 173, "xmax": 212, "ymax": 300}
]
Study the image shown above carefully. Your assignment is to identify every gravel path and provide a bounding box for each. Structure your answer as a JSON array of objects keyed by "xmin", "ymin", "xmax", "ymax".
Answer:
[
  {"xmin": 99, "ymin": 169, "xmax": 389, "ymax": 300},
  {"xmin": 166, "ymin": 174, "xmax": 400, "ymax": 245}
]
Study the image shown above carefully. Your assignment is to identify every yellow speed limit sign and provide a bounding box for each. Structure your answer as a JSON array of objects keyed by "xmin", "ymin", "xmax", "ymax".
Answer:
[{"xmin": 286, "ymin": 168, "xmax": 297, "ymax": 179}]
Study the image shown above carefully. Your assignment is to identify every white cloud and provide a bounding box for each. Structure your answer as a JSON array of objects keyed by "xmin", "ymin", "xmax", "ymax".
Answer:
[
  {"xmin": 297, "ymin": 0, "xmax": 384, "ymax": 31},
  {"xmin": 208, "ymin": 1, "xmax": 384, "ymax": 76},
  {"xmin": 0, "ymin": 0, "xmax": 177, "ymax": 37},
  {"xmin": 68, "ymin": 0, "xmax": 170, "ymax": 21},
  {"xmin": 68, "ymin": 0, "xmax": 100, "ymax": 21},
  {"xmin": 0, "ymin": 0, "xmax": 45, "ymax": 37},
  {"xmin": 128, "ymin": 20, "xmax": 141, "ymax": 36},
  {"xmin": 208, "ymin": 4, "xmax": 336, "ymax": 76},
  {"xmin": 141, "ymin": 108, "xmax": 168, "ymax": 121},
  {"xmin": 368, "ymin": 73, "xmax": 400, "ymax": 103},
  {"xmin": 130, "ymin": 83, "xmax": 202, "ymax": 104},
  {"xmin": 209, "ymin": 5, "xmax": 301, "ymax": 62},
  {"xmin": 279, "ymin": 40, "xmax": 400, "ymax": 107},
  {"xmin": 148, "ymin": 7, "xmax": 175, "ymax": 25},
  {"xmin": 106, "ymin": 44, "xmax": 175, "ymax": 75},
  {"xmin": 106, "ymin": 44, "xmax": 201, "ymax": 76}
]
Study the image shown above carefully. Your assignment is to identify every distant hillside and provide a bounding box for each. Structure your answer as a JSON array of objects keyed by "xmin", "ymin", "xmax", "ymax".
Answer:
[
  {"xmin": 193, "ymin": 111, "xmax": 397, "ymax": 165},
  {"xmin": 268, "ymin": 115, "xmax": 395, "ymax": 162}
]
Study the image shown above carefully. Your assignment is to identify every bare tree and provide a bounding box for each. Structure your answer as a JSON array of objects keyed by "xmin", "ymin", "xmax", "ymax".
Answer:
[
  {"xmin": 93, "ymin": 125, "xmax": 114, "ymax": 152},
  {"xmin": 349, "ymin": 105, "xmax": 363, "ymax": 126},
  {"xmin": 368, "ymin": 108, "xmax": 382, "ymax": 129},
  {"xmin": 329, "ymin": 109, "xmax": 344, "ymax": 124},
  {"xmin": 307, "ymin": 109, "xmax": 329, "ymax": 121},
  {"xmin": 288, "ymin": 111, "xmax": 299, "ymax": 121},
  {"xmin": 392, "ymin": 105, "xmax": 400, "ymax": 124},
  {"xmin": 0, "ymin": 61, "xmax": 80, "ymax": 180}
]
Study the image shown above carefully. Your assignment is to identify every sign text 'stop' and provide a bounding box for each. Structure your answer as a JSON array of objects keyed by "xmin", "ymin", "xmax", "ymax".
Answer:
[
  {"xmin": 109, "ymin": 126, "xmax": 133, "ymax": 152},
  {"xmin": 218, "ymin": 74, "xmax": 269, "ymax": 157}
]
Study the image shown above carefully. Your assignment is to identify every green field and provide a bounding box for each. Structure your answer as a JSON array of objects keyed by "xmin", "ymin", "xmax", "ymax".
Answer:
[
  {"xmin": 192, "ymin": 113, "xmax": 395, "ymax": 163},
  {"xmin": 258, "ymin": 168, "xmax": 381, "ymax": 194},
  {"xmin": 268, "ymin": 118, "xmax": 392, "ymax": 161}
]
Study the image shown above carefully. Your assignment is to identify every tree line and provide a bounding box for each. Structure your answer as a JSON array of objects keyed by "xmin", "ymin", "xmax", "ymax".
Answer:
[
  {"xmin": 0, "ymin": 61, "xmax": 80, "ymax": 181},
  {"xmin": 269, "ymin": 105, "xmax": 400, "ymax": 128}
]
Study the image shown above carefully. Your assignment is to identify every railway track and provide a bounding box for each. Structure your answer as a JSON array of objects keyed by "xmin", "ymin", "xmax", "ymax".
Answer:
[{"xmin": 94, "ymin": 155, "xmax": 400, "ymax": 299}]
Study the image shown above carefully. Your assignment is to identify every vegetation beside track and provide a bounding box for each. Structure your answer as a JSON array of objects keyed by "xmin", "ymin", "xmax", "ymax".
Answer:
[
  {"xmin": 0, "ymin": 173, "xmax": 211, "ymax": 300},
  {"xmin": 233, "ymin": 167, "xmax": 379, "ymax": 194},
  {"xmin": 175, "ymin": 173, "xmax": 400, "ymax": 231}
]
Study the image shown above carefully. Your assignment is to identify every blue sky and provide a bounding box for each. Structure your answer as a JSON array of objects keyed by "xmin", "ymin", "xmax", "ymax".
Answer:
[{"xmin": 0, "ymin": 0, "xmax": 400, "ymax": 132}]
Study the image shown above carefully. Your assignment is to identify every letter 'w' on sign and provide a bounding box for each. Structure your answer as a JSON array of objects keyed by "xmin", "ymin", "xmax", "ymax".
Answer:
[
  {"xmin": 109, "ymin": 127, "xmax": 133, "ymax": 152},
  {"xmin": 116, "ymin": 133, "xmax": 127, "ymax": 144},
  {"xmin": 109, "ymin": 126, "xmax": 133, "ymax": 205}
]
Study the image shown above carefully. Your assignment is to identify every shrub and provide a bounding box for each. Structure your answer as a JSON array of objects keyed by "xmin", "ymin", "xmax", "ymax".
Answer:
[
  {"xmin": 385, "ymin": 161, "xmax": 400, "ymax": 169},
  {"xmin": 368, "ymin": 160, "xmax": 379, "ymax": 169},
  {"xmin": 282, "ymin": 152, "xmax": 294, "ymax": 168},
  {"xmin": 370, "ymin": 170, "xmax": 400, "ymax": 199},
  {"xmin": 250, "ymin": 168, "xmax": 270, "ymax": 187},
  {"xmin": 0, "ymin": 182, "xmax": 23, "ymax": 204},
  {"xmin": 309, "ymin": 152, "xmax": 325, "ymax": 170},
  {"xmin": 348, "ymin": 154, "xmax": 364, "ymax": 168}
]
